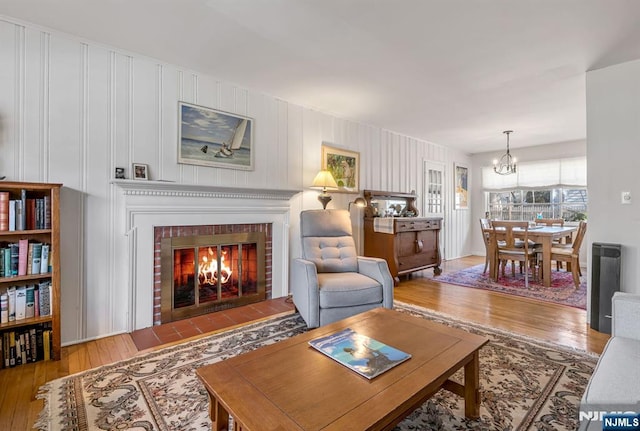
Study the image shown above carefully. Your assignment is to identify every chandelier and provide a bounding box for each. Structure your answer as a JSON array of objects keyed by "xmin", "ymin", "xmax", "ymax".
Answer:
[{"xmin": 493, "ymin": 130, "xmax": 517, "ymax": 175}]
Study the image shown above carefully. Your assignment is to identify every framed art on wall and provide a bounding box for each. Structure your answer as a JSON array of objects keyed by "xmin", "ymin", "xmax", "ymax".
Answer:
[
  {"xmin": 454, "ymin": 163, "xmax": 468, "ymax": 209},
  {"xmin": 178, "ymin": 102, "xmax": 254, "ymax": 171},
  {"xmin": 321, "ymin": 144, "xmax": 359, "ymax": 193}
]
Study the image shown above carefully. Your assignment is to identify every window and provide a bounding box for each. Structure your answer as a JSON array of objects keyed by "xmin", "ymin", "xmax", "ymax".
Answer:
[
  {"xmin": 482, "ymin": 156, "xmax": 587, "ymax": 221},
  {"xmin": 486, "ymin": 188, "xmax": 587, "ymax": 221}
]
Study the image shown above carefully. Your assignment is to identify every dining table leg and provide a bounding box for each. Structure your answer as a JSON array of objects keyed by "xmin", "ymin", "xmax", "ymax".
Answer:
[
  {"xmin": 541, "ymin": 237, "xmax": 552, "ymax": 287},
  {"xmin": 488, "ymin": 233, "xmax": 498, "ymax": 281}
]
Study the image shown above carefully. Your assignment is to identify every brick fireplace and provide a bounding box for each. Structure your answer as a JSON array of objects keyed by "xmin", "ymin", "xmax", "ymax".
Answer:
[
  {"xmin": 154, "ymin": 223, "xmax": 272, "ymax": 325},
  {"xmin": 112, "ymin": 180, "xmax": 299, "ymax": 331}
]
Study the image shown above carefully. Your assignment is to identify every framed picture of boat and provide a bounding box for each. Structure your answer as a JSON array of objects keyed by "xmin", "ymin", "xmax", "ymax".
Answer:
[
  {"xmin": 178, "ymin": 102, "xmax": 254, "ymax": 171},
  {"xmin": 321, "ymin": 143, "xmax": 359, "ymax": 193}
]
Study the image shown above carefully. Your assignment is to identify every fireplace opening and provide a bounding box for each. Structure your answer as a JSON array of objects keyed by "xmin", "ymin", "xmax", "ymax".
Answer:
[{"xmin": 160, "ymin": 232, "xmax": 266, "ymax": 323}]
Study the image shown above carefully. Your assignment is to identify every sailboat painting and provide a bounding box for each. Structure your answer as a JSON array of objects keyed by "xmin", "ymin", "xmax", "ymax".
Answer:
[{"xmin": 178, "ymin": 102, "xmax": 254, "ymax": 170}]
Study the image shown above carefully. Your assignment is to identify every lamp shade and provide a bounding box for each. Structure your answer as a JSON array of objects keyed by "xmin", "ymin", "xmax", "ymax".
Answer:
[{"xmin": 311, "ymin": 170, "xmax": 338, "ymax": 190}]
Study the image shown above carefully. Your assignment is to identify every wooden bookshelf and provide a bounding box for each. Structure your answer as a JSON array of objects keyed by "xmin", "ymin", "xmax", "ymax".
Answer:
[{"xmin": 0, "ymin": 181, "xmax": 62, "ymax": 366}]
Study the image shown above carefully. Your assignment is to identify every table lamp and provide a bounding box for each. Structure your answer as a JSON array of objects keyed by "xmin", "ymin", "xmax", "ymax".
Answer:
[{"xmin": 311, "ymin": 170, "xmax": 338, "ymax": 209}]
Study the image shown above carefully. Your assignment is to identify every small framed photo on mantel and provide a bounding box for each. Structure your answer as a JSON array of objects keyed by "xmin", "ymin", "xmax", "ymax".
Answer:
[{"xmin": 133, "ymin": 163, "xmax": 148, "ymax": 180}]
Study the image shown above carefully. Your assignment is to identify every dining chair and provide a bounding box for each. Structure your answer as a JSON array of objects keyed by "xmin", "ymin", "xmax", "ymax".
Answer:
[
  {"xmin": 548, "ymin": 221, "xmax": 587, "ymax": 289},
  {"xmin": 535, "ymin": 217, "xmax": 567, "ymax": 269},
  {"xmin": 479, "ymin": 218, "xmax": 493, "ymax": 274},
  {"xmin": 535, "ymin": 218, "xmax": 564, "ymax": 227},
  {"xmin": 491, "ymin": 221, "xmax": 538, "ymax": 288}
]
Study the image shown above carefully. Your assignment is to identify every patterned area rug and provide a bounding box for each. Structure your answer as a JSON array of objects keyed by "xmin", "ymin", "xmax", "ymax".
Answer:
[
  {"xmin": 36, "ymin": 303, "xmax": 597, "ymax": 431},
  {"xmin": 435, "ymin": 264, "xmax": 587, "ymax": 309}
]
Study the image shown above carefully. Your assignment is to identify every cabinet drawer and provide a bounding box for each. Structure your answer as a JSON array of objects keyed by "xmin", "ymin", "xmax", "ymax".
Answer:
[
  {"xmin": 397, "ymin": 254, "xmax": 439, "ymax": 271},
  {"xmin": 395, "ymin": 219, "xmax": 440, "ymax": 232}
]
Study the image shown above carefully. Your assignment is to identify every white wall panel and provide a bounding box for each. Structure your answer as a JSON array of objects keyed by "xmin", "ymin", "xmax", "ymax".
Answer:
[
  {"xmin": 132, "ymin": 58, "xmax": 160, "ymax": 177},
  {"xmin": 84, "ymin": 45, "xmax": 112, "ymax": 340},
  {"xmin": 160, "ymin": 66, "xmax": 179, "ymax": 183},
  {"xmin": 0, "ymin": 20, "xmax": 18, "ymax": 178},
  {"xmin": 0, "ymin": 15, "xmax": 470, "ymax": 344},
  {"xmin": 23, "ymin": 27, "xmax": 44, "ymax": 181}
]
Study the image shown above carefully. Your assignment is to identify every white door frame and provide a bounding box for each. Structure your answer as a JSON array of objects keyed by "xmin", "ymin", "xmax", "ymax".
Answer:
[{"xmin": 422, "ymin": 160, "xmax": 448, "ymax": 260}]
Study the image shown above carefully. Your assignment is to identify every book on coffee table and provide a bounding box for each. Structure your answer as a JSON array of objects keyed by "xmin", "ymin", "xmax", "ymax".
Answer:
[{"xmin": 308, "ymin": 327, "xmax": 411, "ymax": 379}]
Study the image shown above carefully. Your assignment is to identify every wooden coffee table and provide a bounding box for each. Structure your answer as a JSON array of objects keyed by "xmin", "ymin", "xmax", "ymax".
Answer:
[{"xmin": 196, "ymin": 307, "xmax": 489, "ymax": 431}]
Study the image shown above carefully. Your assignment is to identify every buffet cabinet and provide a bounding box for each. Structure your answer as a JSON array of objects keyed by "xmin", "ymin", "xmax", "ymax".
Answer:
[{"xmin": 362, "ymin": 190, "xmax": 442, "ymax": 284}]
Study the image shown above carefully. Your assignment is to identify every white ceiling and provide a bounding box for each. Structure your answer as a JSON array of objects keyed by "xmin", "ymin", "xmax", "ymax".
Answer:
[{"xmin": 2, "ymin": 0, "xmax": 640, "ymax": 153}]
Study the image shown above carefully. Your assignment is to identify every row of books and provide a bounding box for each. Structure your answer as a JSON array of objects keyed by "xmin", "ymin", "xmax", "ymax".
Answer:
[
  {"xmin": 0, "ymin": 241, "xmax": 51, "ymax": 278},
  {"xmin": 0, "ymin": 190, "xmax": 51, "ymax": 231},
  {"xmin": 0, "ymin": 282, "xmax": 52, "ymax": 323},
  {"xmin": 0, "ymin": 323, "xmax": 53, "ymax": 367}
]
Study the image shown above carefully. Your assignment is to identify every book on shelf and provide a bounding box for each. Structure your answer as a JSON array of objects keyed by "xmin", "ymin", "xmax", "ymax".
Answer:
[
  {"xmin": 43, "ymin": 195, "xmax": 51, "ymax": 229},
  {"xmin": 27, "ymin": 243, "xmax": 34, "ymax": 275},
  {"xmin": 30, "ymin": 242, "xmax": 42, "ymax": 275},
  {"xmin": 7, "ymin": 286, "xmax": 16, "ymax": 321},
  {"xmin": 20, "ymin": 189, "xmax": 26, "ymax": 232},
  {"xmin": 9, "ymin": 243, "xmax": 19, "ymax": 276},
  {"xmin": 18, "ymin": 239, "xmax": 29, "ymax": 276},
  {"xmin": 14, "ymin": 200, "xmax": 23, "ymax": 231},
  {"xmin": 15, "ymin": 286, "xmax": 27, "ymax": 320},
  {"xmin": 1, "ymin": 293, "xmax": 8, "ymax": 323},
  {"xmin": 0, "ymin": 191, "xmax": 9, "ymax": 231},
  {"xmin": 308, "ymin": 328, "xmax": 411, "ymax": 379},
  {"xmin": 38, "ymin": 281, "xmax": 51, "ymax": 316},
  {"xmin": 8, "ymin": 200, "xmax": 16, "ymax": 231},
  {"xmin": 42, "ymin": 329, "xmax": 50, "ymax": 361},
  {"xmin": 8, "ymin": 331, "xmax": 16, "ymax": 367},
  {"xmin": 34, "ymin": 286, "xmax": 40, "ymax": 318},
  {"xmin": 29, "ymin": 327, "xmax": 37, "ymax": 362},
  {"xmin": 2, "ymin": 247, "xmax": 10, "ymax": 277},
  {"xmin": 40, "ymin": 244, "xmax": 50, "ymax": 274},
  {"xmin": 25, "ymin": 285, "xmax": 35, "ymax": 318}
]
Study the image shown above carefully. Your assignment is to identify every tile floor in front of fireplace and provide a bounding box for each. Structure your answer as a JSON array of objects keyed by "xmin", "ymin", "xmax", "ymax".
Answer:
[{"xmin": 130, "ymin": 297, "xmax": 295, "ymax": 351}]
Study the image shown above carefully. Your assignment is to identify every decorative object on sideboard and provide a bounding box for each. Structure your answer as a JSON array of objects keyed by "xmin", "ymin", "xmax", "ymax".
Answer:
[
  {"xmin": 178, "ymin": 102, "xmax": 254, "ymax": 171},
  {"xmin": 132, "ymin": 163, "xmax": 148, "ymax": 180},
  {"xmin": 493, "ymin": 130, "xmax": 517, "ymax": 175},
  {"xmin": 348, "ymin": 197, "xmax": 366, "ymax": 211},
  {"xmin": 310, "ymin": 170, "xmax": 338, "ymax": 209},
  {"xmin": 321, "ymin": 143, "xmax": 359, "ymax": 193}
]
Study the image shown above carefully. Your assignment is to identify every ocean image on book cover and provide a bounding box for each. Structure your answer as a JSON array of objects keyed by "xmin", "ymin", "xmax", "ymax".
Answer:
[{"xmin": 308, "ymin": 328, "xmax": 411, "ymax": 379}]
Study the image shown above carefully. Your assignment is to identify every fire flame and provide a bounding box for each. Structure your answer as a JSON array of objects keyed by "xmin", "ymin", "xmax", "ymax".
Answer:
[{"xmin": 198, "ymin": 247, "xmax": 232, "ymax": 285}]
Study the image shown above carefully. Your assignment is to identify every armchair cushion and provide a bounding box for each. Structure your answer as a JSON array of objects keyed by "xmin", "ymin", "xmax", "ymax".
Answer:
[
  {"xmin": 302, "ymin": 236, "xmax": 358, "ymax": 273},
  {"xmin": 300, "ymin": 209, "xmax": 358, "ymax": 273},
  {"xmin": 318, "ymin": 272, "xmax": 383, "ymax": 308}
]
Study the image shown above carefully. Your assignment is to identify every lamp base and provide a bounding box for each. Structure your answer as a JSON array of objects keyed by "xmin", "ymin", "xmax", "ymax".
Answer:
[{"xmin": 317, "ymin": 193, "xmax": 332, "ymax": 210}]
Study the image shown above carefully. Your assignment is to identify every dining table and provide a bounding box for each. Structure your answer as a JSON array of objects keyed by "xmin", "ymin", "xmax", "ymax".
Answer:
[{"xmin": 486, "ymin": 225, "xmax": 577, "ymax": 287}]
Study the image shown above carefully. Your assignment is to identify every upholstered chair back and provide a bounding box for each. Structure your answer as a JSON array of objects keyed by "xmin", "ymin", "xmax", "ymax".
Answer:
[{"xmin": 300, "ymin": 209, "xmax": 358, "ymax": 273}]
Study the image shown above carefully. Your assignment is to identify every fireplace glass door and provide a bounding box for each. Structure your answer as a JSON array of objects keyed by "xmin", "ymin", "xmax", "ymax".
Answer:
[{"xmin": 161, "ymin": 233, "xmax": 265, "ymax": 323}]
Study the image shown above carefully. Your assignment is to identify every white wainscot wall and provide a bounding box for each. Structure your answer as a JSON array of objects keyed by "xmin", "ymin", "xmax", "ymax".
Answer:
[{"xmin": 112, "ymin": 180, "xmax": 299, "ymax": 331}]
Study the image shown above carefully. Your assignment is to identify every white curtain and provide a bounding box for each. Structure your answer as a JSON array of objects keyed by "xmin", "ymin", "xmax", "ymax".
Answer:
[{"xmin": 482, "ymin": 157, "xmax": 586, "ymax": 190}]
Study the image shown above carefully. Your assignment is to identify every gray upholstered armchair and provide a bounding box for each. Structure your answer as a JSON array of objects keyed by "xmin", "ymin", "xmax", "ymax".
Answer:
[{"xmin": 291, "ymin": 209, "xmax": 394, "ymax": 328}]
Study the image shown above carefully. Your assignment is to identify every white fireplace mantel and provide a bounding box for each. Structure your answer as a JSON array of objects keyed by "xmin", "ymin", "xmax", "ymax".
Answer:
[
  {"xmin": 111, "ymin": 180, "xmax": 300, "ymax": 331},
  {"xmin": 111, "ymin": 179, "xmax": 300, "ymax": 201}
]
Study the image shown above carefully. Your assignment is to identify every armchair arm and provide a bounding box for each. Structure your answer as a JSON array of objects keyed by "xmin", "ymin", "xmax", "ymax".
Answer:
[
  {"xmin": 357, "ymin": 256, "xmax": 394, "ymax": 309},
  {"xmin": 612, "ymin": 292, "xmax": 640, "ymax": 340},
  {"xmin": 291, "ymin": 258, "xmax": 321, "ymax": 328}
]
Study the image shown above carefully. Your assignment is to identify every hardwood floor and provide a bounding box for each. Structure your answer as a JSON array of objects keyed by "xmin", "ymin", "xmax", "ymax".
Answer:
[{"xmin": 0, "ymin": 255, "xmax": 610, "ymax": 430}]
